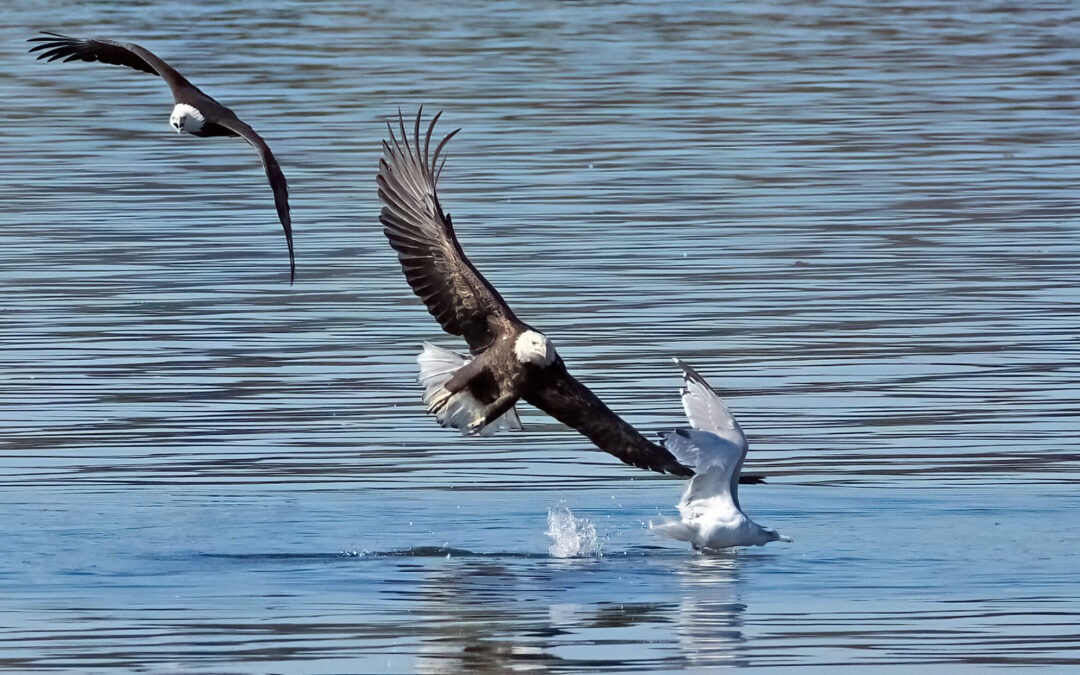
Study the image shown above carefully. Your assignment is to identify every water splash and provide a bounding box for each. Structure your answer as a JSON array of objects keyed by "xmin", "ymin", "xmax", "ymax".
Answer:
[{"xmin": 546, "ymin": 503, "xmax": 602, "ymax": 558}]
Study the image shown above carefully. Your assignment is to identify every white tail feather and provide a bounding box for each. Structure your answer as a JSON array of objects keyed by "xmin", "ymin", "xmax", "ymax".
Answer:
[
  {"xmin": 417, "ymin": 343, "xmax": 522, "ymax": 437},
  {"xmin": 649, "ymin": 518, "xmax": 696, "ymax": 542}
]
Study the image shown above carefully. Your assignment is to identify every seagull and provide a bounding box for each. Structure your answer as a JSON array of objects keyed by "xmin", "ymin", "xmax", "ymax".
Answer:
[
  {"xmin": 377, "ymin": 108, "xmax": 763, "ymax": 482},
  {"xmin": 28, "ymin": 31, "xmax": 295, "ymax": 282},
  {"xmin": 651, "ymin": 359, "xmax": 788, "ymax": 549}
]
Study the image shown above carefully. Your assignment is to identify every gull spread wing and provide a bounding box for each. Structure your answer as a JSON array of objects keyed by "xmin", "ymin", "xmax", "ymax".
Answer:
[
  {"xmin": 660, "ymin": 428, "xmax": 744, "ymax": 510},
  {"xmin": 671, "ymin": 358, "xmax": 752, "ymax": 503},
  {"xmin": 674, "ymin": 358, "xmax": 747, "ymax": 448},
  {"xmin": 377, "ymin": 109, "xmax": 523, "ymax": 355}
]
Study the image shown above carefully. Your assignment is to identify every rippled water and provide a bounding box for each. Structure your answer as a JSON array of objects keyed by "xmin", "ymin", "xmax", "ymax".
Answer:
[{"xmin": 2, "ymin": 0, "xmax": 1079, "ymax": 670}]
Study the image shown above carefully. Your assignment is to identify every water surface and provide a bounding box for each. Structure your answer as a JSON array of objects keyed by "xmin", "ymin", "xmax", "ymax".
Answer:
[{"xmin": 2, "ymin": 0, "xmax": 1079, "ymax": 670}]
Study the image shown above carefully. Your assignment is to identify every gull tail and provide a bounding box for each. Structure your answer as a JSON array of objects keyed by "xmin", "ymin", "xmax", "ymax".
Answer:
[
  {"xmin": 417, "ymin": 343, "xmax": 522, "ymax": 437},
  {"xmin": 649, "ymin": 518, "xmax": 695, "ymax": 542}
]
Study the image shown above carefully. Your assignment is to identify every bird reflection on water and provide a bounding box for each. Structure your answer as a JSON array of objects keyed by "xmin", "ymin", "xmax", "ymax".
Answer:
[{"xmin": 407, "ymin": 552, "xmax": 751, "ymax": 672}]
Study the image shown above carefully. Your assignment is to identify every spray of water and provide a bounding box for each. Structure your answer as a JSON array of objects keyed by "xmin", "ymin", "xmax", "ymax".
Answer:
[{"xmin": 546, "ymin": 502, "xmax": 602, "ymax": 558}]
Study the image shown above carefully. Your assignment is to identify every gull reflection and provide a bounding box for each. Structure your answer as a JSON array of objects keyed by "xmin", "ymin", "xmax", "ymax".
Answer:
[
  {"xmin": 414, "ymin": 561, "xmax": 561, "ymax": 674},
  {"xmin": 673, "ymin": 554, "xmax": 750, "ymax": 668},
  {"xmin": 408, "ymin": 548, "xmax": 752, "ymax": 672}
]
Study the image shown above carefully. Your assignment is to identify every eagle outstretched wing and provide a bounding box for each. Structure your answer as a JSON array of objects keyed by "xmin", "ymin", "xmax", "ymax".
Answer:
[{"xmin": 377, "ymin": 109, "xmax": 524, "ymax": 354}]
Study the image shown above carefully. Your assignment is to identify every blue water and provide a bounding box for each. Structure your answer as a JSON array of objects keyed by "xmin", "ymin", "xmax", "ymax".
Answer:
[{"xmin": 2, "ymin": 0, "xmax": 1079, "ymax": 670}]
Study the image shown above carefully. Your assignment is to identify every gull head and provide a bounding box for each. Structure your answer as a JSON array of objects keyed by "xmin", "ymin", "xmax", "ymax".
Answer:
[
  {"xmin": 756, "ymin": 525, "xmax": 792, "ymax": 546},
  {"xmin": 170, "ymin": 103, "xmax": 205, "ymax": 135},
  {"xmin": 514, "ymin": 330, "xmax": 556, "ymax": 366}
]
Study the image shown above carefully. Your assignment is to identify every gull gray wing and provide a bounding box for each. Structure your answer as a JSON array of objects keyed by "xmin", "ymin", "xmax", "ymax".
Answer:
[
  {"xmin": 672, "ymin": 358, "xmax": 751, "ymax": 500},
  {"xmin": 214, "ymin": 115, "xmax": 295, "ymax": 283},
  {"xmin": 674, "ymin": 358, "xmax": 747, "ymax": 449},
  {"xmin": 377, "ymin": 109, "xmax": 523, "ymax": 355},
  {"xmin": 660, "ymin": 428, "xmax": 744, "ymax": 509},
  {"xmin": 28, "ymin": 32, "xmax": 197, "ymax": 98},
  {"xmin": 523, "ymin": 364, "xmax": 693, "ymax": 477}
]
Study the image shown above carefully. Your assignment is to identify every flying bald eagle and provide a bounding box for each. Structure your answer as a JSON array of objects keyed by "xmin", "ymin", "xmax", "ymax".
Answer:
[
  {"xmin": 377, "ymin": 109, "xmax": 763, "ymax": 482},
  {"xmin": 28, "ymin": 31, "xmax": 295, "ymax": 282}
]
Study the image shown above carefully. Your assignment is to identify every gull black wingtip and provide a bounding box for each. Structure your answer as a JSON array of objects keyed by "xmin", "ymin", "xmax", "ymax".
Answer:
[
  {"xmin": 673, "ymin": 356, "xmax": 710, "ymax": 388},
  {"xmin": 669, "ymin": 359, "xmax": 767, "ymax": 485}
]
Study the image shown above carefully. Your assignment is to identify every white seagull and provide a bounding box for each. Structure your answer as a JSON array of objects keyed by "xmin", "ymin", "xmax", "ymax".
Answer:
[{"xmin": 652, "ymin": 359, "xmax": 789, "ymax": 550}]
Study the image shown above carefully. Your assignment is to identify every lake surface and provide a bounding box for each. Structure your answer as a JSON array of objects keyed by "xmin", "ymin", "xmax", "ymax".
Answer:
[{"xmin": 2, "ymin": 0, "xmax": 1079, "ymax": 671}]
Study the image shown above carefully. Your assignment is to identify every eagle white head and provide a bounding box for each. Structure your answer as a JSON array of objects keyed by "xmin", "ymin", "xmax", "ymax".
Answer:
[
  {"xmin": 514, "ymin": 330, "xmax": 556, "ymax": 366},
  {"xmin": 170, "ymin": 103, "xmax": 205, "ymax": 134}
]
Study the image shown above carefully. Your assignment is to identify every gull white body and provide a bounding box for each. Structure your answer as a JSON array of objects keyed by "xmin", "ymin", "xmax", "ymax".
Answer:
[{"xmin": 652, "ymin": 359, "xmax": 788, "ymax": 551}]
